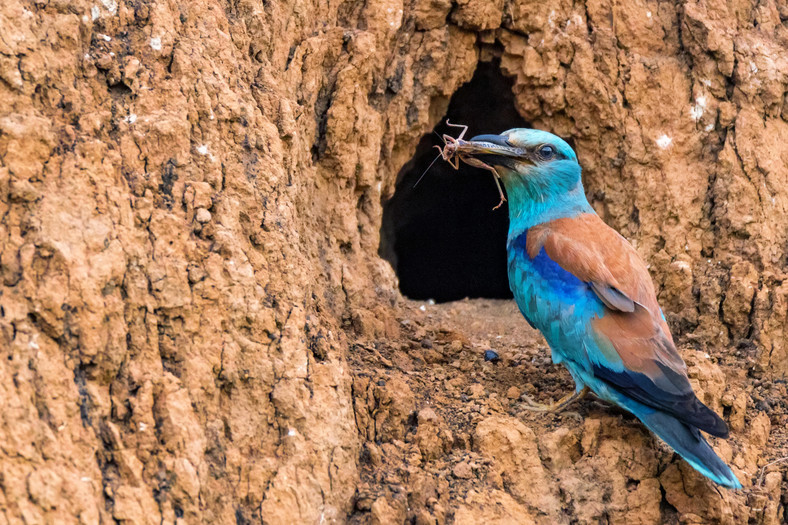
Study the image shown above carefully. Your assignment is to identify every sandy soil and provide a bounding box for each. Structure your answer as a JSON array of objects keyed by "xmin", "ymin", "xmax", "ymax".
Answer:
[
  {"xmin": 1, "ymin": 0, "xmax": 786, "ymax": 522},
  {"xmin": 347, "ymin": 298, "xmax": 787, "ymax": 524}
]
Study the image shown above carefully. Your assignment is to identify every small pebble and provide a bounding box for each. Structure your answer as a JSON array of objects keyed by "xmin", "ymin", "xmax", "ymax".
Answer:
[
  {"xmin": 195, "ymin": 208, "xmax": 212, "ymax": 223},
  {"xmin": 365, "ymin": 443, "xmax": 382, "ymax": 466},
  {"xmin": 469, "ymin": 383, "xmax": 485, "ymax": 398},
  {"xmin": 452, "ymin": 461, "xmax": 473, "ymax": 479},
  {"xmin": 484, "ymin": 350, "xmax": 500, "ymax": 362}
]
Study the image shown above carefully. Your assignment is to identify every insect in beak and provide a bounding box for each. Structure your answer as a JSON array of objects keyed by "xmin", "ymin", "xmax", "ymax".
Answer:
[{"xmin": 436, "ymin": 120, "xmax": 508, "ymax": 210}]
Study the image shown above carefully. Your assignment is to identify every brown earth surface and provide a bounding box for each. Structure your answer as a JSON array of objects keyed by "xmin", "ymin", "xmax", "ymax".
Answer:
[
  {"xmin": 350, "ymin": 299, "xmax": 787, "ymax": 524},
  {"xmin": 1, "ymin": 0, "xmax": 787, "ymax": 523}
]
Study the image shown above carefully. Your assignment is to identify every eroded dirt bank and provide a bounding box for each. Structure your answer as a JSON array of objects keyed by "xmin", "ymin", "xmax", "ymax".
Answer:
[{"xmin": 0, "ymin": 0, "xmax": 786, "ymax": 523}]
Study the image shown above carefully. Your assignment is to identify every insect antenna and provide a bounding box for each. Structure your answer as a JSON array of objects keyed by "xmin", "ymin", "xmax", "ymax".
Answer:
[{"xmin": 413, "ymin": 149, "xmax": 444, "ymax": 189}]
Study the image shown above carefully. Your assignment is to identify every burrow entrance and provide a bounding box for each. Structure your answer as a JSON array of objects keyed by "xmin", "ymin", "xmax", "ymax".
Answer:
[{"xmin": 381, "ymin": 61, "xmax": 528, "ymax": 302}]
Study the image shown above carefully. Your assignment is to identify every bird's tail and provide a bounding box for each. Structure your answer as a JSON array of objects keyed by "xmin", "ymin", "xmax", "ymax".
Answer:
[{"xmin": 634, "ymin": 406, "xmax": 742, "ymax": 489}]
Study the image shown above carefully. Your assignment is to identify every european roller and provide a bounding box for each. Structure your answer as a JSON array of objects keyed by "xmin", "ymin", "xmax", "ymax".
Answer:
[{"xmin": 440, "ymin": 125, "xmax": 741, "ymax": 489}]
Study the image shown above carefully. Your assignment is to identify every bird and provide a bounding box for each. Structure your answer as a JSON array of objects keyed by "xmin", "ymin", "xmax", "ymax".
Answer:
[{"xmin": 445, "ymin": 127, "xmax": 742, "ymax": 489}]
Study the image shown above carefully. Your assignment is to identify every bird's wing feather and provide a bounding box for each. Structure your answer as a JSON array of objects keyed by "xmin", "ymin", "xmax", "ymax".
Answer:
[{"xmin": 528, "ymin": 213, "xmax": 728, "ymax": 437}]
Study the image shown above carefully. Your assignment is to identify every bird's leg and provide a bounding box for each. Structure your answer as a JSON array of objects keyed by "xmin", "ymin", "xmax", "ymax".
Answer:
[{"xmin": 521, "ymin": 386, "xmax": 589, "ymax": 413}]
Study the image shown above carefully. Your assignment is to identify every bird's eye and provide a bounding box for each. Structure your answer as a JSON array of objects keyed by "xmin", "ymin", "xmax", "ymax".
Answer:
[{"xmin": 537, "ymin": 144, "xmax": 555, "ymax": 160}]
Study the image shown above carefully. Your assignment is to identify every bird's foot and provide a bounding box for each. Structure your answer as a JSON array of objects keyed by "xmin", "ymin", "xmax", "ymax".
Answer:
[{"xmin": 521, "ymin": 386, "xmax": 589, "ymax": 413}]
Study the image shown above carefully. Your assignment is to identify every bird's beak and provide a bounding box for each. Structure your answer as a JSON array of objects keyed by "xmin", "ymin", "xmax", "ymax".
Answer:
[{"xmin": 456, "ymin": 134, "xmax": 530, "ymax": 165}]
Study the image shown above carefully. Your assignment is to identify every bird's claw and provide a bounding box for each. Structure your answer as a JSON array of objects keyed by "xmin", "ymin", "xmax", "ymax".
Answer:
[
  {"xmin": 519, "ymin": 386, "xmax": 590, "ymax": 414},
  {"xmin": 520, "ymin": 393, "xmax": 557, "ymax": 413}
]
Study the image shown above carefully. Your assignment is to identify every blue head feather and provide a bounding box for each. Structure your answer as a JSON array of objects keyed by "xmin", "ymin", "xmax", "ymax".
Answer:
[{"xmin": 494, "ymin": 129, "xmax": 593, "ymax": 239}]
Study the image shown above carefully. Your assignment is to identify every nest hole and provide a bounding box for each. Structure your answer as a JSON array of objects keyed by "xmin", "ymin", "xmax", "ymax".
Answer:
[{"xmin": 381, "ymin": 61, "xmax": 528, "ymax": 302}]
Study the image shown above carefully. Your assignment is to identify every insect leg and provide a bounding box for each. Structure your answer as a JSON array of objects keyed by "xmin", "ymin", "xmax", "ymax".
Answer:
[
  {"xmin": 459, "ymin": 156, "xmax": 507, "ymax": 210},
  {"xmin": 444, "ymin": 119, "xmax": 469, "ymax": 141}
]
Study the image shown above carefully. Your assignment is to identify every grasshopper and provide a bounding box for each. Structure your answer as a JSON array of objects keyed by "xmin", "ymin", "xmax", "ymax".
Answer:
[{"xmin": 435, "ymin": 120, "xmax": 507, "ymax": 210}]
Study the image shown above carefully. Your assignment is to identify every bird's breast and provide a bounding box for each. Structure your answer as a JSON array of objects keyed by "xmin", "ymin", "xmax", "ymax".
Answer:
[{"xmin": 507, "ymin": 231, "xmax": 604, "ymax": 347}]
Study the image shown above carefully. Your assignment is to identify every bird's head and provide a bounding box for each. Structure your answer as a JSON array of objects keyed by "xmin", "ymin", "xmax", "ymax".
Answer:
[
  {"xmin": 456, "ymin": 128, "xmax": 591, "ymax": 227},
  {"xmin": 463, "ymin": 128, "xmax": 579, "ymax": 195}
]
